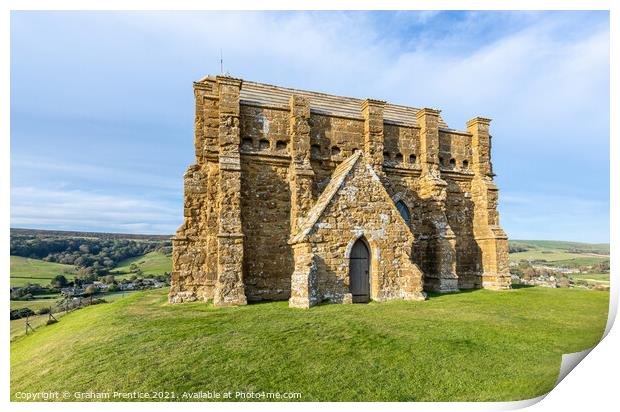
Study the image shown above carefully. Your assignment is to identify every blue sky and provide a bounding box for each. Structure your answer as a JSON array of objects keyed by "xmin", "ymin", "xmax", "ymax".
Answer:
[{"xmin": 10, "ymin": 11, "xmax": 610, "ymax": 242}]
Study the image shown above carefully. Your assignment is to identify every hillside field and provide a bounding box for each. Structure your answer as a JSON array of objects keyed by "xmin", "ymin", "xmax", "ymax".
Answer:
[
  {"xmin": 569, "ymin": 273, "xmax": 610, "ymax": 286},
  {"xmin": 509, "ymin": 240, "xmax": 609, "ymax": 254},
  {"xmin": 110, "ymin": 251, "xmax": 172, "ymax": 278},
  {"xmin": 10, "ymin": 291, "xmax": 139, "ymax": 341},
  {"xmin": 10, "ymin": 286, "xmax": 609, "ymax": 402},
  {"xmin": 10, "ymin": 256, "xmax": 75, "ymax": 287},
  {"xmin": 508, "ymin": 240, "xmax": 609, "ymax": 268}
]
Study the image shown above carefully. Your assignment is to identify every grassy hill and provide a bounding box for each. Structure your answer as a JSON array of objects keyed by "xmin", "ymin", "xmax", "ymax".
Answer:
[
  {"xmin": 110, "ymin": 251, "xmax": 172, "ymax": 278},
  {"xmin": 510, "ymin": 240, "xmax": 609, "ymax": 254},
  {"xmin": 10, "ymin": 287, "xmax": 608, "ymax": 402},
  {"xmin": 10, "ymin": 291, "xmax": 139, "ymax": 341},
  {"xmin": 10, "ymin": 256, "xmax": 75, "ymax": 287},
  {"xmin": 9, "ymin": 251, "xmax": 171, "ymax": 286},
  {"xmin": 508, "ymin": 239, "xmax": 609, "ymax": 268},
  {"xmin": 11, "ymin": 227, "xmax": 171, "ymax": 241}
]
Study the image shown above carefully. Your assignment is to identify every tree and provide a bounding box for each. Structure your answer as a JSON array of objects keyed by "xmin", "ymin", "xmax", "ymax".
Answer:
[
  {"xmin": 50, "ymin": 274, "xmax": 69, "ymax": 288},
  {"xmin": 84, "ymin": 285, "xmax": 97, "ymax": 296},
  {"xmin": 105, "ymin": 274, "xmax": 115, "ymax": 284},
  {"xmin": 129, "ymin": 263, "xmax": 139, "ymax": 273},
  {"xmin": 76, "ymin": 266, "xmax": 94, "ymax": 277}
]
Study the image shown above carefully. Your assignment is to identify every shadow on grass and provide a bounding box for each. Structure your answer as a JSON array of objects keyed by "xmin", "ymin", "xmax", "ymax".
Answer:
[
  {"xmin": 424, "ymin": 285, "xmax": 534, "ymax": 300},
  {"xmin": 247, "ymin": 299, "xmax": 288, "ymax": 307},
  {"xmin": 511, "ymin": 284, "xmax": 536, "ymax": 289},
  {"xmin": 425, "ymin": 288, "xmax": 481, "ymax": 300},
  {"xmin": 246, "ymin": 284, "xmax": 537, "ymax": 306}
]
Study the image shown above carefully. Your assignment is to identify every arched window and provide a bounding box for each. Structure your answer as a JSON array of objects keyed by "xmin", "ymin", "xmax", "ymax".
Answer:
[{"xmin": 396, "ymin": 200, "xmax": 411, "ymax": 227}]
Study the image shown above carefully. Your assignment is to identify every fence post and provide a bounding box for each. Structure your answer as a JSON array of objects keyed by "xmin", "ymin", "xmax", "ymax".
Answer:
[
  {"xmin": 49, "ymin": 306, "xmax": 57, "ymax": 322},
  {"xmin": 25, "ymin": 315, "xmax": 35, "ymax": 335}
]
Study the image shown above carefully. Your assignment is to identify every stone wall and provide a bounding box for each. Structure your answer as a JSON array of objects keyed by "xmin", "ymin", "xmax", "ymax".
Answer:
[
  {"xmin": 383, "ymin": 123, "xmax": 421, "ymax": 168},
  {"xmin": 240, "ymin": 157, "xmax": 293, "ymax": 301}
]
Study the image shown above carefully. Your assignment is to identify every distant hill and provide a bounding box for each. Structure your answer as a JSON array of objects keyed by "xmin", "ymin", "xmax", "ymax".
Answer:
[
  {"xmin": 11, "ymin": 227, "xmax": 172, "ymax": 241},
  {"xmin": 10, "ymin": 228, "xmax": 172, "ymax": 287},
  {"xmin": 509, "ymin": 239, "xmax": 609, "ymax": 255},
  {"xmin": 508, "ymin": 239, "xmax": 609, "ymax": 270}
]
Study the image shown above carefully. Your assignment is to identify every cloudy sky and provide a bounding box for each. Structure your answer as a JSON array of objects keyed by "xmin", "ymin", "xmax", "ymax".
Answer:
[{"xmin": 10, "ymin": 11, "xmax": 610, "ymax": 242}]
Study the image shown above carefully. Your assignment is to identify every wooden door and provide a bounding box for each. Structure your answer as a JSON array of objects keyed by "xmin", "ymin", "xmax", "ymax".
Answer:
[{"xmin": 349, "ymin": 239, "xmax": 370, "ymax": 303}]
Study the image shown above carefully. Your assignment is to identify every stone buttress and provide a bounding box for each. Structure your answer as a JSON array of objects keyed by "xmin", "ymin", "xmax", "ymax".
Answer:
[
  {"xmin": 467, "ymin": 117, "xmax": 511, "ymax": 290},
  {"xmin": 416, "ymin": 108, "xmax": 458, "ymax": 293},
  {"xmin": 170, "ymin": 76, "xmax": 248, "ymax": 305}
]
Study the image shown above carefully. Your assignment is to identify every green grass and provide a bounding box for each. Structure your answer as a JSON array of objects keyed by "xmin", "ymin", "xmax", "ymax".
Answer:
[
  {"xmin": 10, "ymin": 286, "xmax": 609, "ymax": 402},
  {"xmin": 10, "ymin": 291, "xmax": 134, "ymax": 312},
  {"xmin": 11, "ymin": 298, "xmax": 61, "ymax": 312},
  {"xmin": 111, "ymin": 252, "xmax": 171, "ymax": 278},
  {"xmin": 10, "ymin": 291, "xmax": 140, "ymax": 341},
  {"xmin": 10, "ymin": 256, "xmax": 76, "ymax": 287},
  {"xmin": 10, "ymin": 312, "xmax": 68, "ymax": 341},
  {"xmin": 569, "ymin": 273, "xmax": 610, "ymax": 286}
]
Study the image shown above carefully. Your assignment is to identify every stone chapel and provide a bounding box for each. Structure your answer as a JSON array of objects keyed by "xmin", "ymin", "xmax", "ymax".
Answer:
[{"xmin": 168, "ymin": 75, "xmax": 511, "ymax": 308}]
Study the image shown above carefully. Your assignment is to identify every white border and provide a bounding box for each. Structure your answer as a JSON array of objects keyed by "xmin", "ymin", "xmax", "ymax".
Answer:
[{"xmin": 2, "ymin": 2, "xmax": 617, "ymax": 412}]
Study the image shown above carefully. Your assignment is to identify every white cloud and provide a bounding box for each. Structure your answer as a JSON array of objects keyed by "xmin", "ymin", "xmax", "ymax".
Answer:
[
  {"xmin": 117, "ymin": 11, "xmax": 608, "ymax": 132},
  {"xmin": 11, "ymin": 156, "xmax": 181, "ymax": 191},
  {"xmin": 10, "ymin": 187, "xmax": 180, "ymax": 234}
]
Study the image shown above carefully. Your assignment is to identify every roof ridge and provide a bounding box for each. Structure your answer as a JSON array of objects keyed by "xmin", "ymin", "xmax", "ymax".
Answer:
[
  {"xmin": 243, "ymin": 80, "xmax": 365, "ymax": 104},
  {"xmin": 201, "ymin": 76, "xmax": 453, "ymax": 130}
]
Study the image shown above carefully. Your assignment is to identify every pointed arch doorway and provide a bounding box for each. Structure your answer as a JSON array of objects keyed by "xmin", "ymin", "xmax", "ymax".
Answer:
[{"xmin": 349, "ymin": 238, "xmax": 370, "ymax": 303}]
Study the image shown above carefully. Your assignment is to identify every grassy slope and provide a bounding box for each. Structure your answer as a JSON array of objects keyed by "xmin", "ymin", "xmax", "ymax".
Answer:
[
  {"xmin": 10, "ymin": 256, "xmax": 76, "ymax": 287},
  {"xmin": 10, "ymin": 291, "xmax": 139, "ymax": 341},
  {"xmin": 570, "ymin": 273, "xmax": 610, "ymax": 285},
  {"xmin": 10, "ymin": 311, "xmax": 68, "ymax": 341},
  {"xmin": 509, "ymin": 251, "xmax": 606, "ymax": 266},
  {"xmin": 10, "ymin": 287, "xmax": 609, "ymax": 402},
  {"xmin": 509, "ymin": 240, "xmax": 609, "ymax": 267},
  {"xmin": 11, "ymin": 298, "xmax": 60, "ymax": 311},
  {"xmin": 509, "ymin": 240, "xmax": 609, "ymax": 254},
  {"xmin": 110, "ymin": 252, "xmax": 172, "ymax": 278}
]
